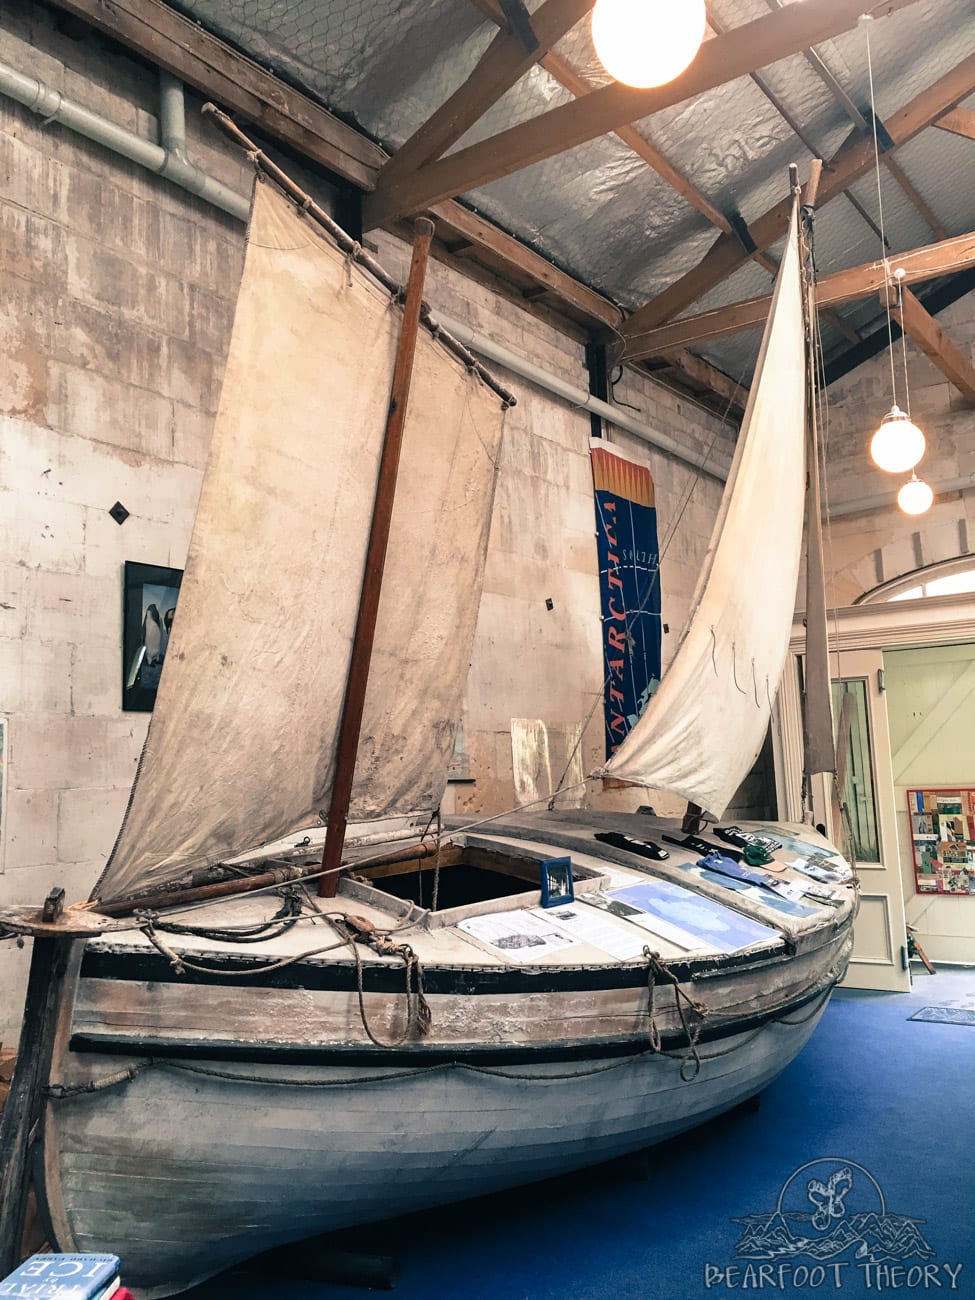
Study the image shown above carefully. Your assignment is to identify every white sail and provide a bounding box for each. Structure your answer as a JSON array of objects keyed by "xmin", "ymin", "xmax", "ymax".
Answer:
[
  {"xmin": 601, "ymin": 199, "xmax": 806, "ymax": 816},
  {"xmin": 94, "ymin": 181, "xmax": 506, "ymax": 903}
]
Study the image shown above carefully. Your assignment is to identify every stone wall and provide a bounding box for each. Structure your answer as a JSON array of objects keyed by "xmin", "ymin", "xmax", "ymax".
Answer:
[{"xmin": 0, "ymin": 3, "xmax": 733, "ymax": 1039}]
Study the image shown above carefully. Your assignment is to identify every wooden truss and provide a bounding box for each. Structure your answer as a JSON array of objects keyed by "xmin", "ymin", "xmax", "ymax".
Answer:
[{"xmin": 49, "ymin": 0, "xmax": 975, "ymax": 406}]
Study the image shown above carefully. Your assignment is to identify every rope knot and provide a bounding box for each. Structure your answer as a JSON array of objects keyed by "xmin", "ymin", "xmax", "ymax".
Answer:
[
  {"xmin": 342, "ymin": 919, "xmax": 433, "ymax": 1045},
  {"xmin": 643, "ymin": 947, "xmax": 707, "ymax": 1080}
]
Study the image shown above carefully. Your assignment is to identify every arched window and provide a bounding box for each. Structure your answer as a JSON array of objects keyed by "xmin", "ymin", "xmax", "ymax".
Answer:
[{"xmin": 858, "ymin": 558, "xmax": 975, "ymax": 604}]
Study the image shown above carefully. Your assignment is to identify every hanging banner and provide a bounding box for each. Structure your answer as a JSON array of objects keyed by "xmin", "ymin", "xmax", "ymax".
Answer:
[{"xmin": 591, "ymin": 440, "xmax": 662, "ymax": 765}]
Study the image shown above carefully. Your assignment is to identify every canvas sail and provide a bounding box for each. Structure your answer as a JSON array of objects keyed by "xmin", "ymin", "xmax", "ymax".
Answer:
[
  {"xmin": 600, "ymin": 199, "xmax": 806, "ymax": 816},
  {"xmin": 93, "ymin": 181, "xmax": 506, "ymax": 903}
]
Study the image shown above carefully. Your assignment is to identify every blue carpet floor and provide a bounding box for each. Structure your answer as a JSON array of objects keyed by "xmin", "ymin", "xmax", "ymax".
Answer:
[{"xmin": 194, "ymin": 969, "xmax": 975, "ymax": 1300}]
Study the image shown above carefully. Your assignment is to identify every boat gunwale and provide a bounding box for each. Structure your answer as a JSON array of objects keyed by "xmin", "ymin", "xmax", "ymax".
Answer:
[
  {"xmin": 74, "ymin": 919, "xmax": 857, "ymax": 994},
  {"xmin": 65, "ymin": 966, "xmax": 844, "ymax": 1068}
]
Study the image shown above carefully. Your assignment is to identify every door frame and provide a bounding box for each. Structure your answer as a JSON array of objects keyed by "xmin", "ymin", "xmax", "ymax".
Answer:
[
  {"xmin": 775, "ymin": 591, "xmax": 975, "ymax": 820},
  {"xmin": 773, "ymin": 592, "xmax": 975, "ymax": 990}
]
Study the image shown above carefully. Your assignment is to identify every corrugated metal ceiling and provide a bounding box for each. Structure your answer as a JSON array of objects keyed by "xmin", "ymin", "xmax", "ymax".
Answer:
[{"xmin": 170, "ymin": 0, "xmax": 975, "ymax": 389}]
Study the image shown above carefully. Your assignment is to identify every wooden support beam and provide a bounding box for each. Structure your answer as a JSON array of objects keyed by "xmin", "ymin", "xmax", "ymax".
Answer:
[
  {"xmin": 48, "ymin": 0, "xmax": 385, "ymax": 189},
  {"xmin": 822, "ymin": 309, "xmax": 861, "ymax": 346},
  {"xmin": 623, "ymin": 229, "xmax": 975, "ymax": 358},
  {"xmin": 661, "ymin": 350, "xmax": 748, "ymax": 410},
  {"xmin": 430, "ymin": 202, "xmax": 623, "ymax": 327},
  {"xmin": 364, "ymin": 0, "xmax": 595, "ymax": 226},
  {"xmin": 456, "ymin": 22, "xmax": 857, "ymax": 391},
  {"xmin": 622, "ymin": 50, "xmax": 975, "ymax": 338},
  {"xmin": 367, "ymin": 0, "xmax": 922, "ymax": 222},
  {"xmin": 935, "ymin": 105, "xmax": 975, "ymax": 141},
  {"xmin": 891, "ymin": 287, "xmax": 975, "ymax": 401}
]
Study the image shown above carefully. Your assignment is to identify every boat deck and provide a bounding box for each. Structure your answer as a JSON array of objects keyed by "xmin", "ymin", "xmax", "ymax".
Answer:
[{"xmin": 84, "ymin": 813, "xmax": 853, "ymax": 972}]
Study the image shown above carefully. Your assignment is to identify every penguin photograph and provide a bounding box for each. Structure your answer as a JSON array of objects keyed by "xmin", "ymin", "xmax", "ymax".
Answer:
[{"xmin": 121, "ymin": 563, "xmax": 182, "ymax": 711}]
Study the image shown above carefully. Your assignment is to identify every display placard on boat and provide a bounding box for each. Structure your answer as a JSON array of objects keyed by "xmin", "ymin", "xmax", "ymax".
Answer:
[
  {"xmin": 456, "ymin": 909, "xmax": 582, "ymax": 962},
  {"xmin": 605, "ymin": 881, "xmax": 780, "ymax": 953},
  {"xmin": 529, "ymin": 904, "xmax": 650, "ymax": 961}
]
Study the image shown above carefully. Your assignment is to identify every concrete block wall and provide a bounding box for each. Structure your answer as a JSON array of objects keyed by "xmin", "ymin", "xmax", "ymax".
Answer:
[
  {"xmin": 0, "ymin": 3, "xmax": 254, "ymax": 1039},
  {"xmin": 0, "ymin": 2, "xmax": 733, "ymax": 1042},
  {"xmin": 373, "ymin": 228, "xmax": 734, "ymax": 821}
]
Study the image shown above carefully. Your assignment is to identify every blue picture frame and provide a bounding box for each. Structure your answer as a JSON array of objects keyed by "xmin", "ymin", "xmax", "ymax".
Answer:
[{"xmin": 539, "ymin": 856, "xmax": 574, "ymax": 908}]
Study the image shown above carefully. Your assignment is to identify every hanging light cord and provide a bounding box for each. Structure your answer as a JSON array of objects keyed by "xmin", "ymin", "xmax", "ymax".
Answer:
[
  {"xmin": 862, "ymin": 16, "xmax": 899, "ymax": 410},
  {"xmin": 896, "ymin": 273, "xmax": 913, "ymax": 419}
]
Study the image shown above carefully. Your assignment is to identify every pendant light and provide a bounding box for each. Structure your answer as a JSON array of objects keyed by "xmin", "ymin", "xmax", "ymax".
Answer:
[
  {"xmin": 591, "ymin": 0, "xmax": 706, "ymax": 89},
  {"xmin": 869, "ymin": 403, "xmax": 925, "ymax": 474},
  {"xmin": 859, "ymin": 19, "xmax": 930, "ymax": 514},
  {"xmin": 897, "ymin": 474, "xmax": 934, "ymax": 516}
]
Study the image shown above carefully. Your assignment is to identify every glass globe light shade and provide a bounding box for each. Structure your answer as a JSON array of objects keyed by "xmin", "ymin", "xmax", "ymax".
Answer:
[
  {"xmin": 591, "ymin": 0, "xmax": 707, "ymax": 89},
  {"xmin": 897, "ymin": 476, "xmax": 934, "ymax": 516},
  {"xmin": 869, "ymin": 404, "xmax": 926, "ymax": 473}
]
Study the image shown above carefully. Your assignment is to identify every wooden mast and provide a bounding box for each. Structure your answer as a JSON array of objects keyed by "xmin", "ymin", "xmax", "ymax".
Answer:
[
  {"xmin": 318, "ymin": 218, "xmax": 436, "ymax": 897},
  {"xmin": 798, "ymin": 160, "xmax": 838, "ymax": 809}
]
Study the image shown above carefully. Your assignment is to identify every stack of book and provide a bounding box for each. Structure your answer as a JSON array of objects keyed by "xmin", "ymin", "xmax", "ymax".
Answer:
[{"xmin": 0, "ymin": 1254, "xmax": 131, "ymax": 1300}]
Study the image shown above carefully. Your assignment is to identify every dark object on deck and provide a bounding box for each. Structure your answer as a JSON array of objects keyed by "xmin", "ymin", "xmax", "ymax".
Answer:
[{"xmin": 594, "ymin": 831, "xmax": 669, "ymax": 861}]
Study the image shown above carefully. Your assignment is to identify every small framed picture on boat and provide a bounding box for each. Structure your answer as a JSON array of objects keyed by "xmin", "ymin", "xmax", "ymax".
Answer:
[
  {"xmin": 539, "ymin": 855, "xmax": 574, "ymax": 908},
  {"xmin": 122, "ymin": 561, "xmax": 183, "ymax": 712}
]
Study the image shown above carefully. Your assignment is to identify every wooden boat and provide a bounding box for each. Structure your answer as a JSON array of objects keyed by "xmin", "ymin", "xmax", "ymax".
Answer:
[{"xmin": 1, "ymin": 125, "xmax": 852, "ymax": 1294}]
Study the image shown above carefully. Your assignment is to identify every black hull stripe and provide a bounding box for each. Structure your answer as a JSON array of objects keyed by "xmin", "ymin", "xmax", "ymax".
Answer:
[
  {"xmin": 77, "ymin": 936, "xmax": 838, "ymax": 996},
  {"xmin": 67, "ymin": 980, "xmax": 835, "ymax": 1068}
]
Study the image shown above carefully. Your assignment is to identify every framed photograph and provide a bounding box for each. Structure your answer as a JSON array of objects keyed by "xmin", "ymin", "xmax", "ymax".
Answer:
[
  {"xmin": 122, "ymin": 561, "xmax": 183, "ymax": 712},
  {"xmin": 907, "ymin": 788, "xmax": 975, "ymax": 896},
  {"xmin": 539, "ymin": 855, "xmax": 575, "ymax": 908}
]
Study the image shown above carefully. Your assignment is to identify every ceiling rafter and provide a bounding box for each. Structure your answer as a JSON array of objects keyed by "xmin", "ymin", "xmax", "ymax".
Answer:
[
  {"xmin": 365, "ymin": 0, "xmax": 922, "ymax": 227},
  {"xmin": 823, "ymin": 266, "xmax": 975, "ymax": 385},
  {"xmin": 882, "ymin": 155, "xmax": 947, "ymax": 241},
  {"xmin": 473, "ymin": 0, "xmax": 865, "ymax": 368},
  {"xmin": 469, "ymin": 0, "xmax": 812, "ymax": 404},
  {"xmin": 705, "ymin": 1, "xmax": 879, "ymax": 249},
  {"xmin": 363, "ymin": 0, "xmax": 596, "ymax": 228},
  {"xmin": 622, "ymin": 229, "xmax": 975, "ymax": 358},
  {"xmin": 659, "ymin": 349, "xmax": 749, "ymax": 410},
  {"xmin": 891, "ymin": 287, "xmax": 975, "ymax": 401},
  {"xmin": 621, "ymin": 51, "xmax": 975, "ymax": 341},
  {"xmin": 935, "ymin": 105, "xmax": 975, "ymax": 141},
  {"xmin": 760, "ymin": 0, "xmax": 949, "ymax": 244}
]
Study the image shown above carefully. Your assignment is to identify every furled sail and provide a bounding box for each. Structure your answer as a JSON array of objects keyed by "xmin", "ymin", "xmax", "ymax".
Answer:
[
  {"xmin": 600, "ymin": 198, "xmax": 806, "ymax": 816},
  {"xmin": 93, "ymin": 180, "xmax": 507, "ymax": 903}
]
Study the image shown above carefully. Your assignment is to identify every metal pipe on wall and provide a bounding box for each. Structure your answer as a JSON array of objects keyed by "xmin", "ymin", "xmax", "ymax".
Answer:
[
  {"xmin": 431, "ymin": 310, "xmax": 732, "ymax": 483},
  {"xmin": 0, "ymin": 56, "xmax": 249, "ymax": 221}
]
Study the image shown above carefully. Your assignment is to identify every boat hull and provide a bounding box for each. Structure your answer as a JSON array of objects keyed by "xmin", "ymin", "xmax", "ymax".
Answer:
[
  {"xmin": 40, "ymin": 972, "xmax": 840, "ymax": 1294},
  {"xmin": 34, "ymin": 814, "xmax": 855, "ymax": 1293}
]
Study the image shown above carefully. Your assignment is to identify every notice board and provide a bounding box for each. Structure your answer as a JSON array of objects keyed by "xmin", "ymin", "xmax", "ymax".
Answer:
[{"xmin": 907, "ymin": 788, "xmax": 975, "ymax": 895}]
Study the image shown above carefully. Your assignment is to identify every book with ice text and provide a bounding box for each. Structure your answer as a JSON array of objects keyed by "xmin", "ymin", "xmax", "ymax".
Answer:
[{"xmin": 0, "ymin": 1255, "xmax": 121, "ymax": 1300}]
